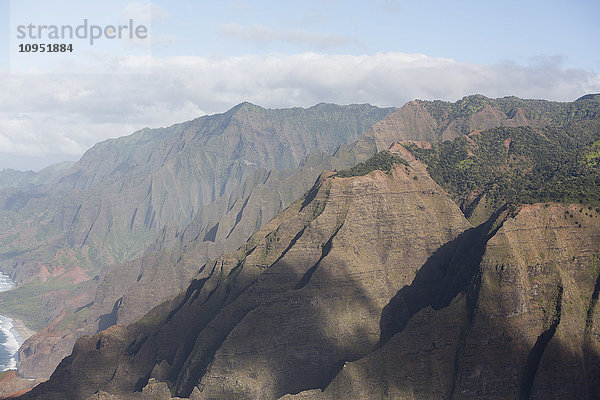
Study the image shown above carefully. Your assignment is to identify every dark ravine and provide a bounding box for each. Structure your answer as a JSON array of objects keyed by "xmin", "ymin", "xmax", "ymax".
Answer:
[
  {"xmin": 584, "ymin": 258, "xmax": 600, "ymax": 400},
  {"xmin": 378, "ymin": 205, "xmax": 508, "ymax": 346}
]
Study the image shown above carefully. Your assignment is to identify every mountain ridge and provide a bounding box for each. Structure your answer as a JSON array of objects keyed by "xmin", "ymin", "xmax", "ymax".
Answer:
[
  {"xmin": 2, "ymin": 95, "xmax": 600, "ymax": 397},
  {"xmin": 18, "ymin": 148, "xmax": 600, "ymax": 399},
  {"xmin": 0, "ymin": 162, "xmax": 75, "ymax": 190},
  {"xmin": 19, "ymin": 149, "xmax": 473, "ymax": 399},
  {"xmin": 0, "ymin": 102, "xmax": 395, "ymax": 379}
]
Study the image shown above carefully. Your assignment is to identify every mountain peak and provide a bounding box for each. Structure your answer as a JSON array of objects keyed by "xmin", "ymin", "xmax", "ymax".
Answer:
[
  {"xmin": 576, "ymin": 93, "xmax": 600, "ymax": 102},
  {"xmin": 460, "ymin": 93, "xmax": 490, "ymax": 101},
  {"xmin": 229, "ymin": 101, "xmax": 265, "ymax": 113}
]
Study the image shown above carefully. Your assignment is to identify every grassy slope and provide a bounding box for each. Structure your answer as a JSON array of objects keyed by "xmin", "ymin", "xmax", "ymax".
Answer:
[{"xmin": 406, "ymin": 119, "xmax": 600, "ymax": 224}]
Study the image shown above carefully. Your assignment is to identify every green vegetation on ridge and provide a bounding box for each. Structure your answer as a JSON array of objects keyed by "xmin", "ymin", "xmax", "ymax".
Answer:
[
  {"xmin": 422, "ymin": 94, "xmax": 600, "ymax": 127},
  {"xmin": 584, "ymin": 139, "xmax": 600, "ymax": 167},
  {"xmin": 406, "ymin": 120, "xmax": 600, "ymax": 215},
  {"xmin": 334, "ymin": 150, "xmax": 408, "ymax": 178}
]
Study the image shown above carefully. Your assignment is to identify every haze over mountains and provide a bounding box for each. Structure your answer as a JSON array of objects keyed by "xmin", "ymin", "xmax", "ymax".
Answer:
[
  {"xmin": 1, "ymin": 94, "xmax": 599, "ymax": 399},
  {"xmin": 0, "ymin": 163, "xmax": 75, "ymax": 191}
]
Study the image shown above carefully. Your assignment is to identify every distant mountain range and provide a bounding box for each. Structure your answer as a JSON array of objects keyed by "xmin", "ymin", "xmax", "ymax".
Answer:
[
  {"xmin": 1, "ymin": 94, "xmax": 600, "ymax": 399},
  {"xmin": 0, "ymin": 162, "xmax": 74, "ymax": 190}
]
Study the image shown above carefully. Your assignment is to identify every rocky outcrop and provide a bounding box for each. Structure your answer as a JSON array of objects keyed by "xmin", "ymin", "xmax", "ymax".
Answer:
[
  {"xmin": 285, "ymin": 203, "xmax": 600, "ymax": 399},
  {"xmin": 16, "ymin": 152, "xmax": 600, "ymax": 399},
  {"xmin": 20, "ymin": 149, "xmax": 472, "ymax": 399}
]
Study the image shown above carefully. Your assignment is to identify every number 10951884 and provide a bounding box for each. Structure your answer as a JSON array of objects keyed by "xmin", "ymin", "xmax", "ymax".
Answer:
[{"xmin": 18, "ymin": 43, "xmax": 73, "ymax": 53}]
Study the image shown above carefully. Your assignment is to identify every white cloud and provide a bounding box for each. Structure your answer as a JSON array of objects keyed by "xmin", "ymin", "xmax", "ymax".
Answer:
[
  {"xmin": 151, "ymin": 34, "xmax": 179, "ymax": 47},
  {"xmin": 0, "ymin": 52, "xmax": 599, "ymax": 170}
]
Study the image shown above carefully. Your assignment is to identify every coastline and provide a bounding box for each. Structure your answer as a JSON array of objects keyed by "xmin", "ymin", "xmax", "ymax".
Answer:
[
  {"xmin": 0, "ymin": 317, "xmax": 42, "ymax": 399},
  {"xmin": 0, "ymin": 271, "xmax": 36, "ymax": 371},
  {"xmin": 0, "ymin": 314, "xmax": 36, "ymax": 371},
  {"xmin": 10, "ymin": 318, "xmax": 36, "ymax": 344}
]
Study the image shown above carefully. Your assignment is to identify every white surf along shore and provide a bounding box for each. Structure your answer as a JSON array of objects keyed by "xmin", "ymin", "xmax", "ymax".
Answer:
[{"xmin": 0, "ymin": 272, "xmax": 36, "ymax": 371}]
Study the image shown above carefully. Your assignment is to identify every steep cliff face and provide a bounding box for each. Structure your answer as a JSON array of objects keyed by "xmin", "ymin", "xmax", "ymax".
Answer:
[
  {"xmin": 285, "ymin": 203, "xmax": 600, "ymax": 400},
  {"xmin": 7, "ymin": 95, "xmax": 600, "ymax": 391},
  {"xmin": 15, "ymin": 137, "xmax": 383, "ymax": 379},
  {"xmin": 1, "ymin": 103, "xmax": 393, "ymax": 284},
  {"xmin": 185, "ymin": 153, "xmax": 469, "ymax": 400},
  {"xmin": 21, "ymin": 94, "xmax": 567, "ymax": 380},
  {"xmin": 20, "ymin": 149, "xmax": 472, "ymax": 399},
  {"xmin": 16, "ymin": 158, "xmax": 342, "ymax": 379},
  {"xmin": 0, "ymin": 103, "xmax": 394, "ymax": 379},
  {"xmin": 20, "ymin": 152, "xmax": 600, "ymax": 400}
]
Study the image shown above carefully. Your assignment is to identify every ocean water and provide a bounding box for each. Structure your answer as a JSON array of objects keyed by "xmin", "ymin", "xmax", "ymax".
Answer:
[{"xmin": 0, "ymin": 272, "xmax": 23, "ymax": 371}]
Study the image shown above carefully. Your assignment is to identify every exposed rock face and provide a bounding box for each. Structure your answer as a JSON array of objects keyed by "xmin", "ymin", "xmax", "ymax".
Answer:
[
  {"xmin": 362, "ymin": 95, "xmax": 559, "ymax": 151},
  {"xmin": 14, "ymin": 144, "xmax": 379, "ymax": 380},
  {"xmin": 457, "ymin": 204, "xmax": 600, "ymax": 399},
  {"xmin": 16, "ymin": 158, "xmax": 600, "ymax": 399},
  {"xmin": 20, "ymin": 93, "xmax": 560, "ymax": 380},
  {"xmin": 19, "ymin": 151, "xmax": 472, "ymax": 399},
  {"xmin": 0, "ymin": 370, "xmax": 44, "ymax": 399},
  {"xmin": 188, "ymin": 158, "xmax": 469, "ymax": 400},
  {"xmin": 3, "ymin": 103, "xmax": 394, "ymax": 379},
  {"xmin": 284, "ymin": 204, "xmax": 600, "ymax": 399},
  {"xmin": 1, "ymin": 103, "xmax": 393, "ymax": 284},
  {"xmin": 16, "ymin": 159, "xmax": 344, "ymax": 379}
]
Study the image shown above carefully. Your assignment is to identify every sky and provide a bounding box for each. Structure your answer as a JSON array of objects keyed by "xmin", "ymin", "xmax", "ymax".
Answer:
[{"xmin": 0, "ymin": 0, "xmax": 599, "ymax": 171}]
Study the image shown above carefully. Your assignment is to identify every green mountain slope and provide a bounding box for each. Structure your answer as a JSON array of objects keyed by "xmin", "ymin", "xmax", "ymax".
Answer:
[{"xmin": 406, "ymin": 119, "xmax": 600, "ymax": 224}]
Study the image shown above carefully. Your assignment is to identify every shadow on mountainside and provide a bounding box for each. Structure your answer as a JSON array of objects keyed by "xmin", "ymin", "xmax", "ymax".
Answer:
[
  {"xmin": 20, "ymin": 182, "xmax": 600, "ymax": 400},
  {"xmin": 20, "ymin": 165, "xmax": 471, "ymax": 400},
  {"xmin": 20, "ymin": 239, "xmax": 385, "ymax": 400},
  {"xmin": 331, "ymin": 205, "xmax": 600, "ymax": 400},
  {"xmin": 19, "ymin": 204, "xmax": 600, "ymax": 400},
  {"xmin": 378, "ymin": 206, "xmax": 506, "ymax": 345}
]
